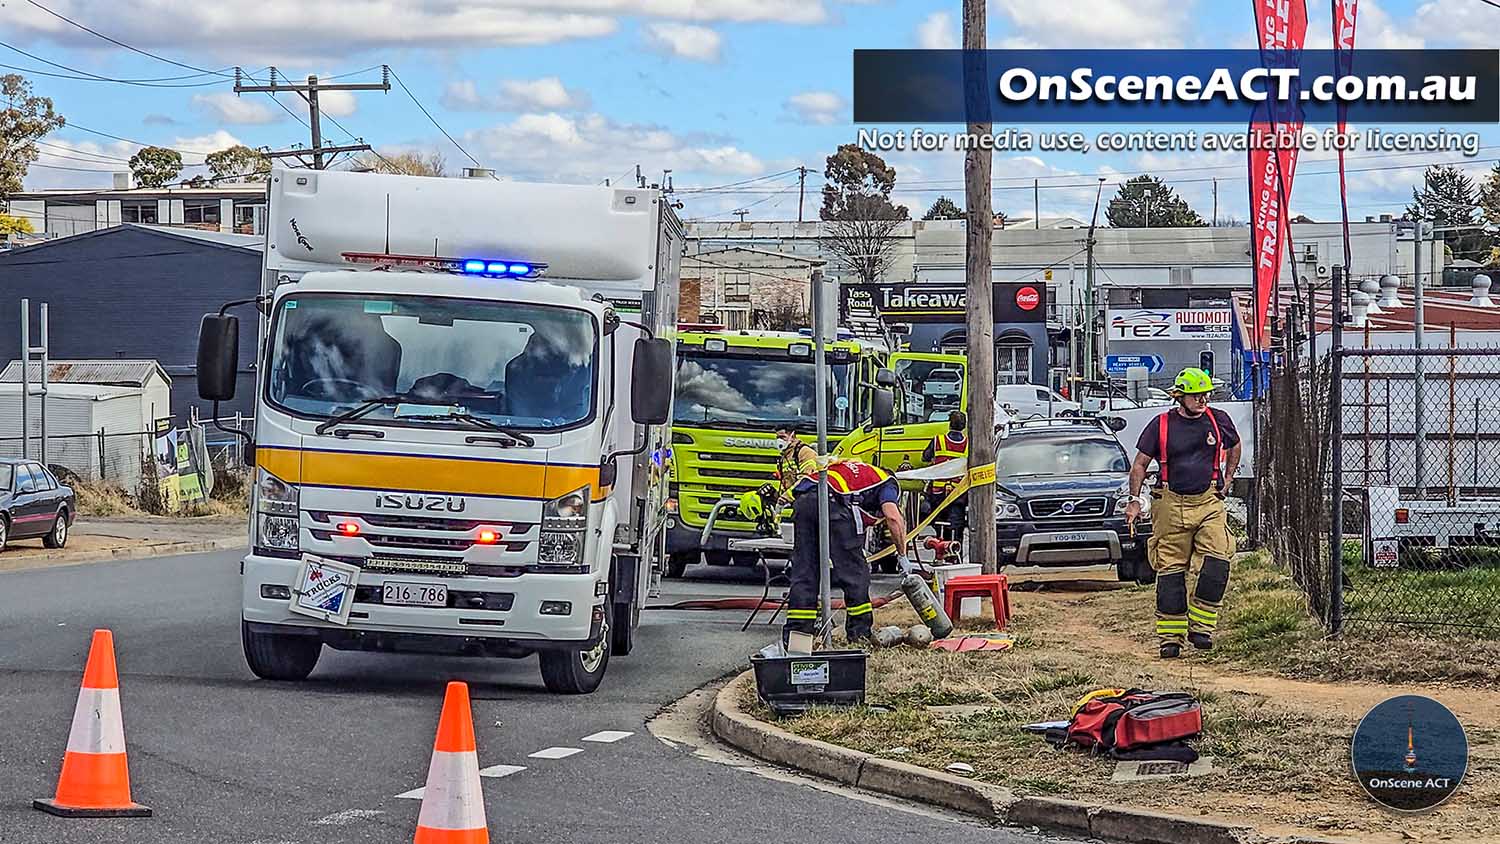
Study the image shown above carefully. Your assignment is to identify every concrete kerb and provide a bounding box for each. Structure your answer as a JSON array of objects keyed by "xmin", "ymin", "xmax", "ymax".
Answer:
[
  {"xmin": 712, "ymin": 670, "xmax": 1268, "ymax": 844},
  {"xmin": 0, "ymin": 537, "xmax": 245, "ymax": 573}
]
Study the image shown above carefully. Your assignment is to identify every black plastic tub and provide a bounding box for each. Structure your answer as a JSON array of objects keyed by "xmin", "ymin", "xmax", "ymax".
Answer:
[{"xmin": 749, "ymin": 649, "xmax": 867, "ymax": 717}]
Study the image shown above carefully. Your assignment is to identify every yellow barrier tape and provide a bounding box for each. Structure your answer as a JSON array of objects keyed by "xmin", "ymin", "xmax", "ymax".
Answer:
[{"xmin": 968, "ymin": 464, "xmax": 996, "ymax": 487}]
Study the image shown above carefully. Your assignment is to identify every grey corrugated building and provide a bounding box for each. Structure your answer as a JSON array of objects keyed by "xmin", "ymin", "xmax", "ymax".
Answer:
[{"xmin": 0, "ymin": 224, "xmax": 261, "ymax": 423}]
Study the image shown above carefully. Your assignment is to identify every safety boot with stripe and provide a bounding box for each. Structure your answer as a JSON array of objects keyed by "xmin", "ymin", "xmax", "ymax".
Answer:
[{"xmin": 1188, "ymin": 631, "xmax": 1213, "ymax": 650}]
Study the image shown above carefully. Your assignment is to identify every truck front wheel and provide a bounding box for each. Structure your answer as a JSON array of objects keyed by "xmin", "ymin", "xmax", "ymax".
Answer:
[
  {"xmin": 540, "ymin": 610, "xmax": 611, "ymax": 694},
  {"xmin": 241, "ymin": 621, "xmax": 321, "ymax": 681}
]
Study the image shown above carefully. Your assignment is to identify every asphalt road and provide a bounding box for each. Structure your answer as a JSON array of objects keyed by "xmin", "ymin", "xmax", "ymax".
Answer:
[{"xmin": 0, "ymin": 550, "xmax": 1090, "ymax": 844}]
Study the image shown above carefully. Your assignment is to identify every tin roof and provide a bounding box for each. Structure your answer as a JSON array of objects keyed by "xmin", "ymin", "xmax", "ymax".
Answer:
[{"xmin": 0, "ymin": 359, "xmax": 171, "ymax": 387}]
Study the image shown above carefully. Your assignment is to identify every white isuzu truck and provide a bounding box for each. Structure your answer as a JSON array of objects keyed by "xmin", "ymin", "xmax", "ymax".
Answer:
[{"xmin": 196, "ymin": 167, "xmax": 681, "ymax": 693}]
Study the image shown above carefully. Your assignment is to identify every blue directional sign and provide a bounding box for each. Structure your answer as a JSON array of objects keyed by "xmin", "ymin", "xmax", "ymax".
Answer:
[{"xmin": 1105, "ymin": 354, "xmax": 1164, "ymax": 375}]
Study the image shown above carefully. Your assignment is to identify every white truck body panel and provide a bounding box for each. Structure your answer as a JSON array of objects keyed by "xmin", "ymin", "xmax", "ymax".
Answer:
[{"xmin": 242, "ymin": 168, "xmax": 681, "ymax": 662}]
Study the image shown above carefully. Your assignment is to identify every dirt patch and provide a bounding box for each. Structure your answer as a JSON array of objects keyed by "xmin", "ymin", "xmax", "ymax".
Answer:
[{"xmin": 758, "ymin": 555, "xmax": 1500, "ymax": 843}]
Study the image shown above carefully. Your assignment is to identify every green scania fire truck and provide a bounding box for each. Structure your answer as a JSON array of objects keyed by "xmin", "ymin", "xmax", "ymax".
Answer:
[{"xmin": 665, "ymin": 329, "xmax": 968, "ymax": 577}]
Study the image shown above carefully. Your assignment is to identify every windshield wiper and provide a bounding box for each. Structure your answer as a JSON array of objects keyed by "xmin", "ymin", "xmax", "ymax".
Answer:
[
  {"xmin": 444, "ymin": 413, "xmax": 535, "ymax": 447},
  {"xmin": 314, "ymin": 394, "xmax": 407, "ymax": 435}
]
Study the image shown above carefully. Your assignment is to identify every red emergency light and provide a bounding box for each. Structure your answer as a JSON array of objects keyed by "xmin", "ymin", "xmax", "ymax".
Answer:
[
  {"xmin": 336, "ymin": 521, "xmax": 361, "ymax": 536},
  {"xmin": 476, "ymin": 529, "xmax": 500, "ymax": 545}
]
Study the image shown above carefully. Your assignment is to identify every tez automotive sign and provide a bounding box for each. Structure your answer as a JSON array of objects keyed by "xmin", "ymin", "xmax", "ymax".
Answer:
[
  {"xmin": 842, "ymin": 282, "xmax": 1047, "ymax": 324},
  {"xmin": 1108, "ymin": 308, "xmax": 1233, "ymax": 341}
]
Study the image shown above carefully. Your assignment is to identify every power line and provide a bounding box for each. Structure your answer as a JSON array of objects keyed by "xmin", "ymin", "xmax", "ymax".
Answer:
[
  {"xmin": 22, "ymin": 0, "xmax": 234, "ymax": 78},
  {"xmin": 62, "ymin": 124, "xmax": 222, "ymax": 156},
  {"xmin": 387, "ymin": 66, "xmax": 487, "ymax": 171},
  {"xmin": 0, "ymin": 41, "xmax": 233, "ymax": 87}
]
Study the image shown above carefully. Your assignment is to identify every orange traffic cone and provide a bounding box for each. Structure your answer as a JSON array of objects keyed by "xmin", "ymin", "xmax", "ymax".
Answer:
[
  {"xmin": 34, "ymin": 629, "xmax": 151, "ymax": 817},
  {"xmin": 414, "ymin": 681, "xmax": 488, "ymax": 843}
]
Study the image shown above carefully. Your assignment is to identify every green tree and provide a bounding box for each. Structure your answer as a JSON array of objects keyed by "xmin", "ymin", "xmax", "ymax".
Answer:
[
  {"xmin": 129, "ymin": 146, "xmax": 183, "ymax": 188},
  {"xmin": 1105, "ymin": 175, "xmax": 1206, "ymax": 227},
  {"xmin": 820, "ymin": 143, "xmax": 909, "ymax": 284},
  {"xmin": 1407, "ymin": 164, "xmax": 1492, "ymax": 263},
  {"xmin": 204, "ymin": 145, "xmax": 269, "ymax": 183},
  {"xmin": 1477, "ymin": 161, "xmax": 1500, "ymax": 229},
  {"xmin": 922, "ymin": 195, "xmax": 963, "ymax": 220},
  {"xmin": 0, "ymin": 74, "xmax": 66, "ymax": 199}
]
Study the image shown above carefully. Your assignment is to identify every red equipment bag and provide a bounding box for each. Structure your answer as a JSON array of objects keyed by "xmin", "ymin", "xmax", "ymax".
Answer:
[{"xmin": 1056, "ymin": 689, "xmax": 1202, "ymax": 755}]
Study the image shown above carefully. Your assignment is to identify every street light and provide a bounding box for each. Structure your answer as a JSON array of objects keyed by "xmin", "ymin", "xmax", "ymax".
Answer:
[{"xmin": 1142, "ymin": 189, "xmax": 1153, "ymax": 229}]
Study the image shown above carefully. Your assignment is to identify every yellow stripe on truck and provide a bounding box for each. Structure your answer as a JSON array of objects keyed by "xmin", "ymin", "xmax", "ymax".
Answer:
[{"xmin": 256, "ymin": 447, "xmax": 603, "ymax": 501}]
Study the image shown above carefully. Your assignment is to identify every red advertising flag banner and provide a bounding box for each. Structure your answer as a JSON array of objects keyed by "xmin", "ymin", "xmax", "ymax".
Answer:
[
  {"xmin": 1249, "ymin": 0, "xmax": 1309, "ymax": 350},
  {"xmin": 1333, "ymin": 0, "xmax": 1360, "ymax": 267}
]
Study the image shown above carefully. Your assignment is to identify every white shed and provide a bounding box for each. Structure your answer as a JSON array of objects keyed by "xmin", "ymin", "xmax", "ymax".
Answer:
[
  {"xmin": 0, "ymin": 360, "xmax": 172, "ymax": 429},
  {"xmin": 0, "ymin": 381, "xmax": 153, "ymax": 490}
]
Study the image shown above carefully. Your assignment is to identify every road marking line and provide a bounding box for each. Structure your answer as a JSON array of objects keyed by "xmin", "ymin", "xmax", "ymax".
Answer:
[
  {"xmin": 581, "ymin": 730, "xmax": 634, "ymax": 743},
  {"xmin": 528, "ymin": 746, "xmax": 582, "ymax": 759},
  {"xmin": 396, "ymin": 787, "xmax": 425, "ymax": 800},
  {"xmin": 479, "ymin": 764, "xmax": 527, "ymax": 778}
]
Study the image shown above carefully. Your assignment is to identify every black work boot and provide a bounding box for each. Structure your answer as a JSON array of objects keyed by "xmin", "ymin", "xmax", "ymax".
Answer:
[
  {"xmin": 1159, "ymin": 642, "xmax": 1181, "ymax": 659},
  {"xmin": 1188, "ymin": 632, "xmax": 1214, "ymax": 650}
]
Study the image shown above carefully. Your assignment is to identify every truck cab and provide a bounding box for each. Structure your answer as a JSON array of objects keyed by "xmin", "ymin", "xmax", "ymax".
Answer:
[
  {"xmin": 197, "ymin": 168, "xmax": 681, "ymax": 694},
  {"xmin": 665, "ymin": 329, "xmax": 895, "ymax": 576}
]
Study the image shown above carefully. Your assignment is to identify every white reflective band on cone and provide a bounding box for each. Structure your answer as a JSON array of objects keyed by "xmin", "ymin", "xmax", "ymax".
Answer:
[
  {"xmin": 66, "ymin": 687, "xmax": 127, "ymax": 755},
  {"xmin": 416, "ymin": 749, "xmax": 487, "ymax": 831}
]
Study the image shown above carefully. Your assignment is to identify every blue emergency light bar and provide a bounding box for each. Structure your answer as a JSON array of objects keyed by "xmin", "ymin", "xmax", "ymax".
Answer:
[{"xmin": 344, "ymin": 252, "xmax": 545, "ymax": 279}]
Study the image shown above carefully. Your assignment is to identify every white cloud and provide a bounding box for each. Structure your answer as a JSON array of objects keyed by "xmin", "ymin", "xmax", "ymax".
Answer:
[
  {"xmin": 644, "ymin": 22, "xmax": 722, "ymax": 61},
  {"xmin": 442, "ymin": 77, "xmax": 590, "ymax": 112},
  {"xmin": 469, "ymin": 111, "xmax": 765, "ymax": 184},
  {"xmin": 1411, "ymin": 0, "xmax": 1491, "ymax": 48},
  {"xmin": 915, "ymin": 11, "xmax": 958, "ymax": 50},
  {"xmin": 191, "ymin": 93, "xmax": 281, "ymax": 125},
  {"xmin": 784, "ymin": 91, "xmax": 845, "ymax": 125},
  {"xmin": 21, "ymin": 130, "xmax": 245, "ymax": 191},
  {"xmin": 991, "ymin": 0, "xmax": 1193, "ymax": 48},
  {"xmin": 316, "ymin": 86, "xmax": 359, "ymax": 118},
  {"xmin": 5, "ymin": 1, "xmax": 843, "ymax": 59},
  {"xmin": 1305, "ymin": 0, "xmax": 1423, "ymax": 50}
]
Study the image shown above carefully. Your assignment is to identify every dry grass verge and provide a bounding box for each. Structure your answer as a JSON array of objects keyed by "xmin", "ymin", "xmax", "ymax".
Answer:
[{"xmin": 754, "ymin": 554, "xmax": 1500, "ymax": 843}]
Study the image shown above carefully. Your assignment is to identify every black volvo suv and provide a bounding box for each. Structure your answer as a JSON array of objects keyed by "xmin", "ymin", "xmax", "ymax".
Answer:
[{"xmin": 993, "ymin": 418, "xmax": 1154, "ymax": 584}]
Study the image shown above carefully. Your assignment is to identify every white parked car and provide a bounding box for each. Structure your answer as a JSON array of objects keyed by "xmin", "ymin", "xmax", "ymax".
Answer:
[{"xmin": 995, "ymin": 384, "xmax": 1082, "ymax": 419}]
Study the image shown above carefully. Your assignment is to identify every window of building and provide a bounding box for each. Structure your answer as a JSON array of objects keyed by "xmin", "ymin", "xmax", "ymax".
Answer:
[
  {"xmin": 997, "ymin": 334, "xmax": 1033, "ymax": 385},
  {"xmin": 121, "ymin": 202, "xmax": 158, "ymax": 224},
  {"xmin": 183, "ymin": 199, "xmax": 220, "ymax": 224},
  {"xmin": 721, "ymin": 273, "xmax": 751, "ymax": 303}
]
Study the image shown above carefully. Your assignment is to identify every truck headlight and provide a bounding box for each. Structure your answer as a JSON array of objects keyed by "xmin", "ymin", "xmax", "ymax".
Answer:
[
  {"xmin": 540, "ymin": 486, "xmax": 589, "ymax": 565},
  {"xmin": 256, "ymin": 468, "xmax": 299, "ymax": 551}
]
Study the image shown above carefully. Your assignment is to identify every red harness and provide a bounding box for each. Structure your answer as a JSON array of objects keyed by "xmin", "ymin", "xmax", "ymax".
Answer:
[{"xmin": 1157, "ymin": 409, "xmax": 1224, "ymax": 490}]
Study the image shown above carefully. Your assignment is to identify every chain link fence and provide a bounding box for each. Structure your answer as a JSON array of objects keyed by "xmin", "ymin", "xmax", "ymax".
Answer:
[{"xmin": 1336, "ymin": 347, "xmax": 1500, "ymax": 637}]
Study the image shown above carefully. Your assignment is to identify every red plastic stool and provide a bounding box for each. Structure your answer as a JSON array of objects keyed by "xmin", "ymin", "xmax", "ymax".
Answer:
[{"xmin": 942, "ymin": 574, "xmax": 1011, "ymax": 629}]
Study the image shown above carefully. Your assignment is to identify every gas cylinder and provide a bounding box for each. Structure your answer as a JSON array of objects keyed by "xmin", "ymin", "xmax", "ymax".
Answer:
[{"xmin": 900, "ymin": 573, "xmax": 954, "ymax": 639}]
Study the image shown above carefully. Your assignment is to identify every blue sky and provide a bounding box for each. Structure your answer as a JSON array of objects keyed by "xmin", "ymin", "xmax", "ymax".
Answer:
[{"xmin": 7, "ymin": 0, "xmax": 1496, "ymax": 225}]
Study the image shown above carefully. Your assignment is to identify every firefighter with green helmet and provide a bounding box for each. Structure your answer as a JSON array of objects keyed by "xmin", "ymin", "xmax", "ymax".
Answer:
[{"xmin": 1123, "ymin": 367, "xmax": 1242, "ymax": 659}]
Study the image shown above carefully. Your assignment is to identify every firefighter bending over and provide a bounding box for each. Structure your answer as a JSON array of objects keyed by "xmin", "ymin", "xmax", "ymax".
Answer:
[
  {"xmin": 784, "ymin": 460, "xmax": 908, "ymax": 644},
  {"xmin": 1123, "ymin": 368, "xmax": 1242, "ymax": 659}
]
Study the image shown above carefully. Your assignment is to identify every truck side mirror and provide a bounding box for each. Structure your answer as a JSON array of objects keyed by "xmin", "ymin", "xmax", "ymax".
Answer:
[
  {"xmin": 197, "ymin": 314, "xmax": 239, "ymax": 402},
  {"xmin": 874, "ymin": 368, "xmax": 897, "ymax": 388},
  {"xmin": 631, "ymin": 337, "xmax": 673, "ymax": 425},
  {"xmin": 871, "ymin": 388, "xmax": 895, "ymax": 428}
]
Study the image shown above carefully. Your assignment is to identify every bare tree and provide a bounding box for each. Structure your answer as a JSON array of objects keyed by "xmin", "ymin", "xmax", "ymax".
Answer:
[
  {"xmin": 352, "ymin": 150, "xmax": 448, "ymax": 177},
  {"xmin": 823, "ymin": 205, "xmax": 906, "ymax": 285}
]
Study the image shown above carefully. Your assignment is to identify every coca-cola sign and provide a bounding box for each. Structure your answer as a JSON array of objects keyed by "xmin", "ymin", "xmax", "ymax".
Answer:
[{"xmin": 1015, "ymin": 286, "xmax": 1040, "ymax": 311}]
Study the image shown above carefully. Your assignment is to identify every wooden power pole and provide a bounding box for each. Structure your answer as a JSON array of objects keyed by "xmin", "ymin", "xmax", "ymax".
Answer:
[
  {"xmin": 963, "ymin": 0, "xmax": 997, "ymax": 574},
  {"xmin": 234, "ymin": 67, "xmax": 391, "ymax": 169}
]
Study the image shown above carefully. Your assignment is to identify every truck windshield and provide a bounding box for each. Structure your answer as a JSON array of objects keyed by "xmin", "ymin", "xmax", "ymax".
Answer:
[
  {"xmin": 999, "ymin": 436, "xmax": 1128, "ymax": 476},
  {"xmin": 674, "ymin": 352, "xmax": 854, "ymax": 432},
  {"xmin": 893, "ymin": 358, "xmax": 964, "ymax": 423},
  {"xmin": 266, "ymin": 294, "xmax": 597, "ymax": 430}
]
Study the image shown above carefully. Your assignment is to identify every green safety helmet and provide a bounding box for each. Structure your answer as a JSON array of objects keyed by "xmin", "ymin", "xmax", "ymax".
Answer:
[
  {"xmin": 1169, "ymin": 367, "xmax": 1214, "ymax": 396},
  {"xmin": 738, "ymin": 489, "xmax": 764, "ymax": 521}
]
